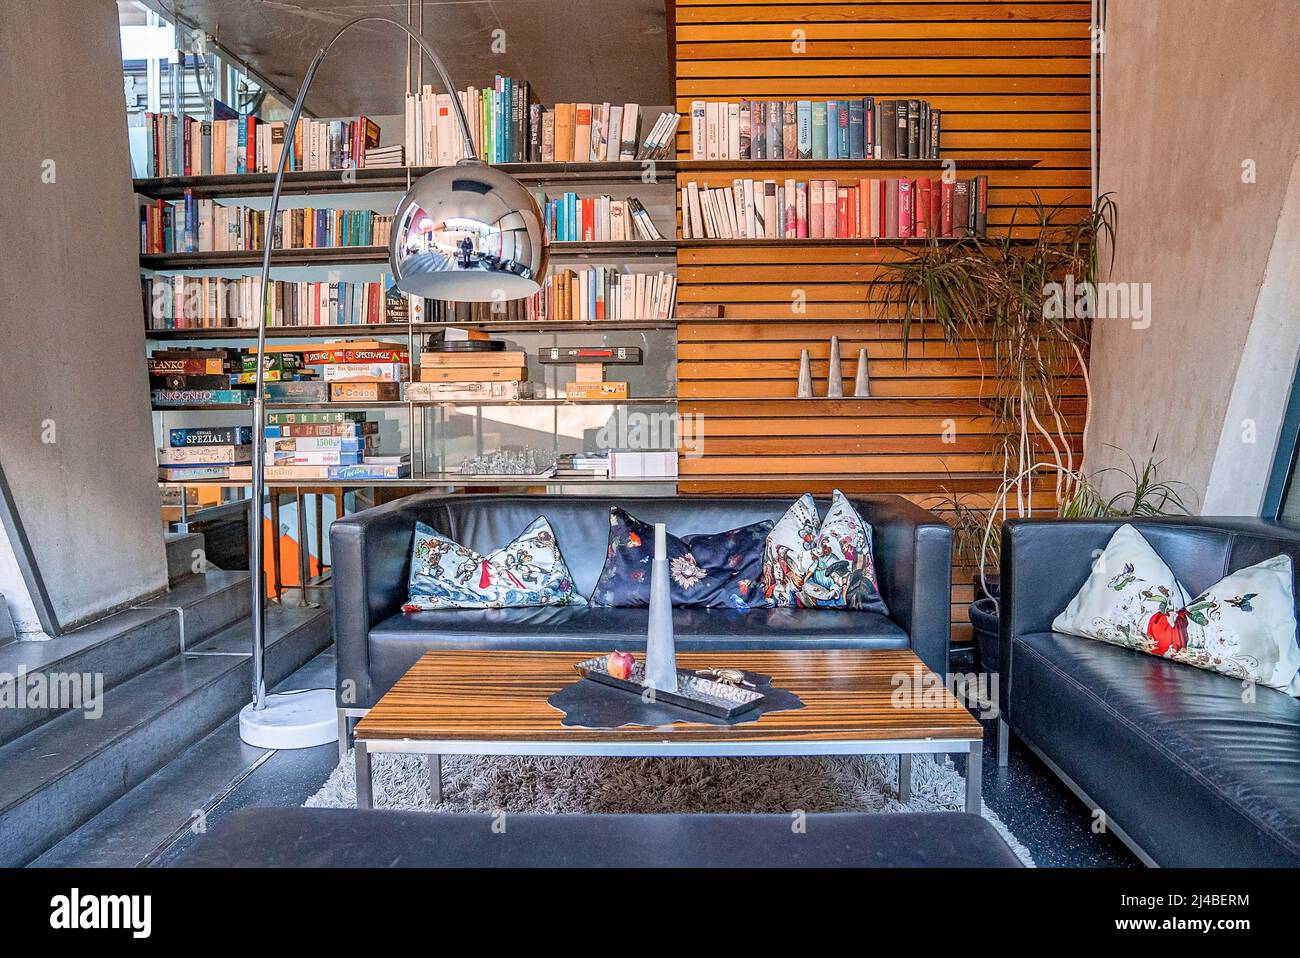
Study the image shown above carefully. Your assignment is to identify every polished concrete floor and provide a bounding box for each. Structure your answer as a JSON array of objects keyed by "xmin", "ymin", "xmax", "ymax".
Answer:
[{"xmin": 38, "ymin": 645, "xmax": 1138, "ymax": 868}]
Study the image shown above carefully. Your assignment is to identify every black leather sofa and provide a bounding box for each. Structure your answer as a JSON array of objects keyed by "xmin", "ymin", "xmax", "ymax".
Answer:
[
  {"xmin": 330, "ymin": 493, "xmax": 953, "ymax": 713},
  {"xmin": 998, "ymin": 516, "xmax": 1300, "ymax": 867},
  {"xmin": 173, "ymin": 808, "xmax": 1021, "ymax": 867}
]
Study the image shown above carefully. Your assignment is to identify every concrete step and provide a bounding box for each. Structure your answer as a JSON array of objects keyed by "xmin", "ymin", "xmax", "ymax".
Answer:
[
  {"xmin": 0, "ymin": 603, "xmax": 331, "ymax": 867},
  {"xmin": 136, "ymin": 569, "xmax": 252, "ymax": 652},
  {"xmin": 0, "ymin": 571, "xmax": 253, "ymax": 747},
  {"xmin": 31, "ymin": 650, "xmax": 338, "ymax": 868},
  {"xmin": 164, "ymin": 531, "xmax": 206, "ymax": 586}
]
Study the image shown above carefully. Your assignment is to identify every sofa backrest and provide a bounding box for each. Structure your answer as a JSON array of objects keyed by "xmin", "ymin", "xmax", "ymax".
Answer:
[
  {"xmin": 1002, "ymin": 516, "xmax": 1300, "ymax": 639},
  {"xmin": 429, "ymin": 495, "xmax": 847, "ymax": 598}
]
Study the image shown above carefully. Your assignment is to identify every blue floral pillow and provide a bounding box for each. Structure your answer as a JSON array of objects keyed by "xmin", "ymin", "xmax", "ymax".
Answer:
[
  {"xmin": 591, "ymin": 506, "xmax": 773, "ymax": 610},
  {"xmin": 403, "ymin": 516, "xmax": 585, "ymax": 611}
]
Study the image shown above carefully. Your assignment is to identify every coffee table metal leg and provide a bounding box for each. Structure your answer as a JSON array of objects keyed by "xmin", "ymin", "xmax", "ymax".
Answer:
[
  {"xmin": 898, "ymin": 753, "xmax": 912, "ymax": 803},
  {"xmin": 966, "ymin": 741, "xmax": 982, "ymax": 813},
  {"xmin": 356, "ymin": 740, "xmax": 373, "ymax": 810},
  {"xmin": 428, "ymin": 754, "xmax": 442, "ymax": 805}
]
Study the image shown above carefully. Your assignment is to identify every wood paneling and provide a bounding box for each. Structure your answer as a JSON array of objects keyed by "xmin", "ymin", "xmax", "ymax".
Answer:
[{"xmin": 673, "ymin": 0, "xmax": 1092, "ymax": 644}]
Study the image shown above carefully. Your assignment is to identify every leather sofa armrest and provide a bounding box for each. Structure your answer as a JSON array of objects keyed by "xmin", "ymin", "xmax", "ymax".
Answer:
[
  {"xmin": 329, "ymin": 492, "xmax": 450, "ymax": 709},
  {"xmin": 856, "ymin": 496, "xmax": 953, "ymax": 675},
  {"xmin": 998, "ymin": 517, "xmax": 1127, "ymax": 719}
]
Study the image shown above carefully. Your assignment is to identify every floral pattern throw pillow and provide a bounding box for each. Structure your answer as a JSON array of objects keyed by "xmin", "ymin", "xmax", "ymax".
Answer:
[
  {"xmin": 1053, "ymin": 523, "xmax": 1300, "ymax": 694},
  {"xmin": 591, "ymin": 507, "xmax": 772, "ymax": 610},
  {"xmin": 761, "ymin": 490, "xmax": 888, "ymax": 614},
  {"xmin": 403, "ymin": 516, "xmax": 585, "ymax": 611}
]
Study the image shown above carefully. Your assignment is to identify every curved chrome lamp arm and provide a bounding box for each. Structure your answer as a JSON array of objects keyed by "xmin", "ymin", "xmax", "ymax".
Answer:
[{"xmin": 249, "ymin": 15, "xmax": 474, "ymax": 709}]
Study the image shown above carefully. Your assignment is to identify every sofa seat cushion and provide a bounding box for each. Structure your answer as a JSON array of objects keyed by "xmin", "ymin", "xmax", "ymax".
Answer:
[
  {"xmin": 1010, "ymin": 630, "xmax": 1300, "ymax": 866},
  {"xmin": 366, "ymin": 606, "xmax": 907, "ymax": 701}
]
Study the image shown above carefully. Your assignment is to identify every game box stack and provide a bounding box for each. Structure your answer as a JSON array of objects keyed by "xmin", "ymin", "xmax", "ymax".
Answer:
[
  {"xmin": 257, "ymin": 340, "xmax": 404, "ymax": 404},
  {"xmin": 150, "ymin": 348, "xmax": 251, "ymax": 408},
  {"xmin": 157, "ymin": 425, "xmax": 253, "ymax": 482},
  {"xmin": 228, "ymin": 411, "xmax": 411, "ymax": 482},
  {"xmin": 406, "ymin": 334, "xmax": 530, "ymax": 402}
]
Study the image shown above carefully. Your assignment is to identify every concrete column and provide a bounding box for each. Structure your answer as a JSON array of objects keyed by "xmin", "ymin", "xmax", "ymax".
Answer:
[
  {"xmin": 0, "ymin": 0, "xmax": 169, "ymax": 632},
  {"xmin": 1087, "ymin": 0, "xmax": 1300, "ymax": 513}
]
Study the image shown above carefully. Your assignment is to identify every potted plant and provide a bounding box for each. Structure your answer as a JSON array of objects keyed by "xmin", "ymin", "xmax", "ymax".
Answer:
[
  {"xmin": 878, "ymin": 195, "xmax": 1188, "ymax": 671},
  {"xmin": 942, "ymin": 448, "xmax": 1193, "ymax": 673}
]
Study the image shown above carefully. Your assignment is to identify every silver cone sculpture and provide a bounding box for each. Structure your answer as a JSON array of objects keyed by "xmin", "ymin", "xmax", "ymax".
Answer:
[
  {"xmin": 797, "ymin": 349, "xmax": 813, "ymax": 398},
  {"xmin": 826, "ymin": 336, "xmax": 843, "ymax": 398},
  {"xmin": 854, "ymin": 347, "xmax": 871, "ymax": 397},
  {"xmin": 645, "ymin": 522, "xmax": 678, "ymax": 692}
]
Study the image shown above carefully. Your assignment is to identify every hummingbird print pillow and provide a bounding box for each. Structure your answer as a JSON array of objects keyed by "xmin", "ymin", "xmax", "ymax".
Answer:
[
  {"xmin": 1053, "ymin": 523, "xmax": 1300, "ymax": 694},
  {"xmin": 591, "ymin": 506, "xmax": 772, "ymax": 609},
  {"xmin": 403, "ymin": 516, "xmax": 585, "ymax": 611},
  {"xmin": 760, "ymin": 490, "xmax": 889, "ymax": 614}
]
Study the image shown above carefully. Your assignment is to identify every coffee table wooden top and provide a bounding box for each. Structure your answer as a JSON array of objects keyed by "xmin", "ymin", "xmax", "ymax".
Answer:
[{"xmin": 354, "ymin": 649, "xmax": 982, "ymax": 745}]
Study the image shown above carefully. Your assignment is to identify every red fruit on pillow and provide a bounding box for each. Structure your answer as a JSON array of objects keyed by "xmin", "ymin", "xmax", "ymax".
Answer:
[{"xmin": 1146, "ymin": 609, "xmax": 1190, "ymax": 656}]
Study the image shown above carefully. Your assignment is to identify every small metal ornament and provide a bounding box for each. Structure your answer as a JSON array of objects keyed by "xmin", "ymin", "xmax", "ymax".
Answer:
[
  {"xmin": 826, "ymin": 336, "xmax": 843, "ymax": 398},
  {"xmin": 797, "ymin": 349, "xmax": 813, "ymax": 398},
  {"xmin": 853, "ymin": 347, "xmax": 870, "ymax": 397},
  {"xmin": 694, "ymin": 667, "xmax": 757, "ymax": 689}
]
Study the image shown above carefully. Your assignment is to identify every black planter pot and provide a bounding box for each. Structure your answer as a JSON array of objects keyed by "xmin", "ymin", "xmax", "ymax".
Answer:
[{"xmin": 969, "ymin": 596, "xmax": 1000, "ymax": 675}]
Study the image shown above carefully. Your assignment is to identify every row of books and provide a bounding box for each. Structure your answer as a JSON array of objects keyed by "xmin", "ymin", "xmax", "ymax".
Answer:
[
  {"xmin": 689, "ymin": 98, "xmax": 943, "ymax": 162},
  {"xmin": 142, "ymin": 107, "xmax": 383, "ymax": 178},
  {"xmin": 141, "ymin": 197, "xmax": 392, "ymax": 254},
  {"xmin": 405, "ymin": 77, "xmax": 529, "ymax": 165},
  {"xmin": 532, "ymin": 268, "xmax": 676, "ymax": 323},
  {"xmin": 540, "ymin": 104, "xmax": 679, "ymax": 163},
  {"xmin": 417, "ymin": 268, "xmax": 678, "ymax": 324},
  {"xmin": 144, "ymin": 276, "xmax": 407, "ymax": 330},
  {"xmin": 402, "ymin": 76, "xmax": 679, "ymax": 166},
  {"xmin": 533, "ymin": 192, "xmax": 664, "ymax": 242},
  {"xmin": 680, "ymin": 176, "xmax": 990, "ymax": 240}
]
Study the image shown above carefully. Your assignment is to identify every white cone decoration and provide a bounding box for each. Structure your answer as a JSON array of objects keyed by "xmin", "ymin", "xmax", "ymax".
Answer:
[
  {"xmin": 854, "ymin": 347, "xmax": 871, "ymax": 397},
  {"xmin": 645, "ymin": 523, "xmax": 678, "ymax": 693},
  {"xmin": 797, "ymin": 349, "xmax": 813, "ymax": 398},
  {"xmin": 826, "ymin": 336, "xmax": 843, "ymax": 398}
]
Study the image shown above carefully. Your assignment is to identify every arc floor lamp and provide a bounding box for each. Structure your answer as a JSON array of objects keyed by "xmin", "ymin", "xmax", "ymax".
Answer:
[{"xmin": 239, "ymin": 15, "xmax": 548, "ymax": 748}]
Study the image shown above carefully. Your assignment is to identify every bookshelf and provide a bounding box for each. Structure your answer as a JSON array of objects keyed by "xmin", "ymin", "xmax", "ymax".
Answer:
[
  {"xmin": 139, "ymin": 240, "xmax": 677, "ymax": 270},
  {"xmin": 131, "ymin": 158, "xmax": 1038, "ymax": 200},
  {"xmin": 139, "ymin": 155, "xmax": 685, "ymax": 513},
  {"xmin": 137, "ymin": 13, "xmax": 1075, "ymax": 624}
]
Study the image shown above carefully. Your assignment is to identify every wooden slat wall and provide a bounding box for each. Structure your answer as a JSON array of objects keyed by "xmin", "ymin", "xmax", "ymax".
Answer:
[{"xmin": 672, "ymin": 0, "xmax": 1093, "ymax": 643}]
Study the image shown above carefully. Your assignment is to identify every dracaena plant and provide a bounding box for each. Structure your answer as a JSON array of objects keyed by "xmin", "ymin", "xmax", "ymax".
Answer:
[
  {"xmin": 877, "ymin": 193, "xmax": 1118, "ymax": 512},
  {"xmin": 928, "ymin": 443, "xmax": 1194, "ymax": 599}
]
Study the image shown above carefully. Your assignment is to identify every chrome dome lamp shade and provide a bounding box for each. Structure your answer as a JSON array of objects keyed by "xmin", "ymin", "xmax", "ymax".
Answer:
[{"xmin": 391, "ymin": 159, "xmax": 548, "ymax": 301}]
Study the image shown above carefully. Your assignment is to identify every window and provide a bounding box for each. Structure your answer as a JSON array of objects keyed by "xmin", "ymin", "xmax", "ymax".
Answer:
[{"xmin": 1264, "ymin": 365, "xmax": 1300, "ymax": 525}]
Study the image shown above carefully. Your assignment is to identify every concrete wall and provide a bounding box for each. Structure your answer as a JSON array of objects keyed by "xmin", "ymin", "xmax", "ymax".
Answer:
[
  {"xmin": 0, "ymin": 0, "xmax": 169, "ymax": 632},
  {"xmin": 1088, "ymin": 0, "xmax": 1300, "ymax": 514}
]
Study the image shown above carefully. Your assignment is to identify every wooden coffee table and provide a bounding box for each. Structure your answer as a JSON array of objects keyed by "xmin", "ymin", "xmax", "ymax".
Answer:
[{"xmin": 352, "ymin": 649, "xmax": 985, "ymax": 811}]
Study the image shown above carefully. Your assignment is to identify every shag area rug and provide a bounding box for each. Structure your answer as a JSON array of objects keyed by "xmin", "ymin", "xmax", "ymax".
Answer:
[{"xmin": 307, "ymin": 751, "xmax": 1034, "ymax": 866}]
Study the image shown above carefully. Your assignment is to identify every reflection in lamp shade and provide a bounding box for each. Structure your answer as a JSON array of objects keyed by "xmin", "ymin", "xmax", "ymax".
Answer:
[{"xmin": 390, "ymin": 159, "xmax": 549, "ymax": 302}]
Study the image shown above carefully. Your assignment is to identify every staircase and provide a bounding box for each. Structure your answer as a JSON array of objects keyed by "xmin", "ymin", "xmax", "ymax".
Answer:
[{"xmin": 0, "ymin": 533, "xmax": 331, "ymax": 866}]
